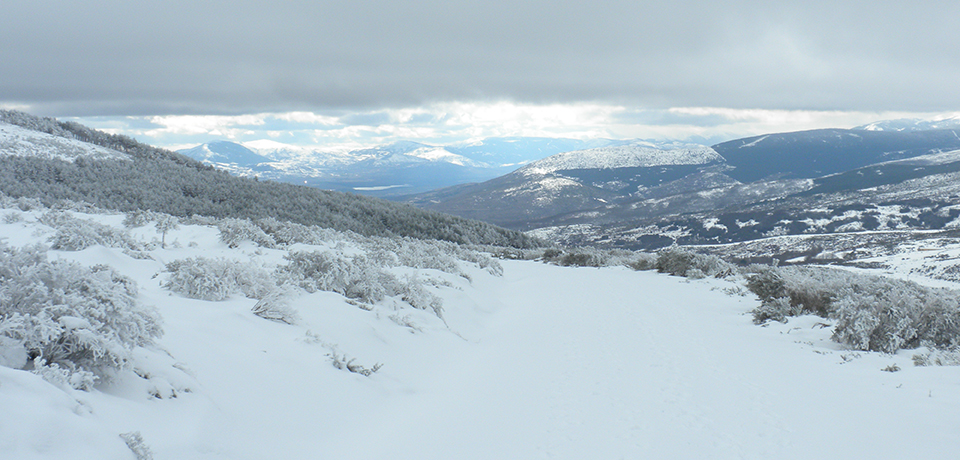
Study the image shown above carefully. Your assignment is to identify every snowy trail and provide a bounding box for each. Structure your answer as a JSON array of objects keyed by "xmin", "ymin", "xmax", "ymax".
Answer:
[
  {"xmin": 330, "ymin": 262, "xmax": 959, "ymax": 459},
  {"xmin": 4, "ymin": 231, "xmax": 959, "ymax": 459}
]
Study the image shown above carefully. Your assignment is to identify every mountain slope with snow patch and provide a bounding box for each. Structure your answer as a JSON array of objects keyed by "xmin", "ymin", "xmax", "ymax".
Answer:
[{"xmin": 521, "ymin": 143, "xmax": 722, "ymax": 175}]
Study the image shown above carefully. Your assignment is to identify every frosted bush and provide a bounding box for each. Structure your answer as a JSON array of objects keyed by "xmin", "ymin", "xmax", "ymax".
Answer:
[
  {"xmin": 251, "ymin": 288, "xmax": 300, "ymax": 325},
  {"xmin": 278, "ymin": 250, "xmax": 397, "ymax": 303},
  {"xmin": 15, "ymin": 196, "xmax": 44, "ymax": 211},
  {"xmin": 278, "ymin": 250, "xmax": 446, "ymax": 316},
  {"xmin": 750, "ymin": 296, "xmax": 803, "ymax": 324},
  {"xmin": 399, "ymin": 275, "xmax": 445, "ymax": 319},
  {"xmin": 746, "ymin": 266, "xmax": 840, "ymax": 320},
  {"xmin": 255, "ymin": 217, "xmax": 325, "ymax": 246},
  {"xmin": 2, "ymin": 211, "xmax": 23, "ymax": 224},
  {"xmin": 123, "ymin": 210, "xmax": 152, "ymax": 228},
  {"xmin": 831, "ymin": 278, "xmax": 960, "ymax": 353},
  {"xmin": 218, "ymin": 218, "xmax": 276, "ymax": 248},
  {"xmin": 32, "ymin": 358, "xmax": 98, "ymax": 391},
  {"xmin": 913, "ymin": 347, "xmax": 960, "ymax": 366},
  {"xmin": 119, "ymin": 431, "xmax": 155, "ymax": 460},
  {"xmin": 0, "ymin": 243, "xmax": 162, "ymax": 389},
  {"xmin": 656, "ymin": 247, "xmax": 733, "ymax": 278},
  {"xmin": 40, "ymin": 212, "xmax": 139, "ymax": 251},
  {"xmin": 124, "ymin": 210, "xmax": 179, "ymax": 247},
  {"xmin": 361, "ymin": 236, "xmax": 505, "ymax": 278},
  {"xmin": 164, "ymin": 257, "xmax": 274, "ymax": 301},
  {"xmin": 745, "ymin": 264, "xmax": 960, "ymax": 353}
]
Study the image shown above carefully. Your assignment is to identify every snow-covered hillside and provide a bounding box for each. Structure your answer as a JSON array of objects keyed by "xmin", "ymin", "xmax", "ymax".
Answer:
[
  {"xmin": 521, "ymin": 143, "xmax": 722, "ymax": 175},
  {"xmin": 0, "ymin": 122, "xmax": 129, "ymax": 163},
  {"xmin": 1, "ymin": 200, "xmax": 958, "ymax": 459}
]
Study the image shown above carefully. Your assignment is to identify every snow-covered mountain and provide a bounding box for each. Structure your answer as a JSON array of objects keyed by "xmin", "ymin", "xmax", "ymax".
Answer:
[
  {"xmin": 404, "ymin": 143, "xmax": 722, "ymax": 228},
  {"xmin": 176, "ymin": 137, "xmax": 631, "ymax": 197},
  {"xmin": 410, "ymin": 127, "xmax": 960, "ymax": 244},
  {"xmin": 856, "ymin": 114, "xmax": 960, "ymax": 132},
  {"xmin": 346, "ymin": 140, "xmax": 488, "ymax": 167},
  {"xmin": 178, "ymin": 140, "xmax": 272, "ymax": 167},
  {"xmin": 520, "ymin": 142, "xmax": 722, "ymax": 175}
]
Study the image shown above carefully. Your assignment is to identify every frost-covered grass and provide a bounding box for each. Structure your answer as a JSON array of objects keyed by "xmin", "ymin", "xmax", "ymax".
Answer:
[{"xmin": 1, "ymin": 201, "xmax": 960, "ymax": 459}]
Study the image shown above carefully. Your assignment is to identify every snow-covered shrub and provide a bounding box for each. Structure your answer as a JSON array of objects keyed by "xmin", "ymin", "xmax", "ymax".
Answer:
[
  {"xmin": 278, "ymin": 250, "xmax": 447, "ymax": 316},
  {"xmin": 123, "ymin": 210, "xmax": 151, "ymax": 228},
  {"xmin": 40, "ymin": 212, "xmax": 139, "ymax": 251},
  {"xmin": 623, "ymin": 252, "xmax": 658, "ymax": 271},
  {"xmin": 218, "ymin": 218, "xmax": 276, "ymax": 248},
  {"xmin": 251, "ymin": 288, "xmax": 300, "ymax": 325},
  {"xmin": 164, "ymin": 257, "xmax": 274, "ymax": 301},
  {"xmin": 2, "ymin": 211, "xmax": 23, "ymax": 224},
  {"xmin": 31, "ymin": 358, "xmax": 98, "ymax": 391},
  {"xmin": 181, "ymin": 214, "xmax": 219, "ymax": 227},
  {"xmin": 399, "ymin": 276, "xmax": 445, "ymax": 319},
  {"xmin": 536, "ymin": 247, "xmax": 657, "ymax": 270},
  {"xmin": 328, "ymin": 349, "xmax": 382, "ymax": 377},
  {"xmin": 15, "ymin": 196, "xmax": 44, "ymax": 212},
  {"xmin": 912, "ymin": 347, "xmax": 960, "ymax": 366},
  {"xmin": 0, "ymin": 243, "xmax": 162, "ymax": 388},
  {"xmin": 745, "ymin": 266, "xmax": 837, "ymax": 321},
  {"xmin": 453, "ymin": 245, "xmax": 504, "ymax": 276},
  {"xmin": 119, "ymin": 431, "xmax": 155, "ymax": 460},
  {"xmin": 278, "ymin": 250, "xmax": 398, "ymax": 303},
  {"xmin": 656, "ymin": 247, "xmax": 733, "ymax": 278},
  {"xmin": 124, "ymin": 210, "xmax": 180, "ymax": 247},
  {"xmin": 258, "ymin": 218, "xmax": 324, "ymax": 246},
  {"xmin": 745, "ymin": 264, "xmax": 960, "ymax": 353},
  {"xmin": 750, "ymin": 296, "xmax": 803, "ymax": 324},
  {"xmin": 559, "ymin": 248, "xmax": 606, "ymax": 267},
  {"xmin": 831, "ymin": 277, "xmax": 960, "ymax": 353}
]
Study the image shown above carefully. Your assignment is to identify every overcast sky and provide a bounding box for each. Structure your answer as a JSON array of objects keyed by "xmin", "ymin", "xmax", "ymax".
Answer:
[{"xmin": 3, "ymin": 1, "xmax": 960, "ymax": 149}]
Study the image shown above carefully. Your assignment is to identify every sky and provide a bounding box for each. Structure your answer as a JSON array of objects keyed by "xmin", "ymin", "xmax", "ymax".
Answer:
[{"xmin": 3, "ymin": 1, "xmax": 960, "ymax": 150}]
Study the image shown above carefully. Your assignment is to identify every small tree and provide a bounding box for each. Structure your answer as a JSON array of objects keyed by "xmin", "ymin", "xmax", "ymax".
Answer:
[{"xmin": 154, "ymin": 214, "xmax": 179, "ymax": 249}]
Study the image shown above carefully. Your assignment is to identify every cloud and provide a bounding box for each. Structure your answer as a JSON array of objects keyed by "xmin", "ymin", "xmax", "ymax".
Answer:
[
  {"xmin": 3, "ymin": 1, "xmax": 960, "ymax": 117},
  {"xmin": 66, "ymin": 102, "xmax": 952, "ymax": 153}
]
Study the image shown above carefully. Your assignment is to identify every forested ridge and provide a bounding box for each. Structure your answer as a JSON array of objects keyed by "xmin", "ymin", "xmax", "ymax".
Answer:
[{"xmin": 0, "ymin": 110, "xmax": 541, "ymax": 248}]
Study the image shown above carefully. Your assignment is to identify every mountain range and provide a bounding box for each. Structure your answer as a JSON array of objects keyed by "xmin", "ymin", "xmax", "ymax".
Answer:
[
  {"xmin": 406, "ymin": 127, "xmax": 960, "ymax": 254},
  {"xmin": 177, "ymin": 137, "xmax": 634, "ymax": 197}
]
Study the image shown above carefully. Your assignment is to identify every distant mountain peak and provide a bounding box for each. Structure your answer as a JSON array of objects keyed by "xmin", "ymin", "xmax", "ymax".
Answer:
[{"xmin": 178, "ymin": 141, "xmax": 271, "ymax": 167}]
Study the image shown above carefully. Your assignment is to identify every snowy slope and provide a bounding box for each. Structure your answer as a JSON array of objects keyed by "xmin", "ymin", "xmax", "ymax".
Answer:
[
  {"xmin": 0, "ymin": 122, "xmax": 129, "ymax": 163},
  {"xmin": 521, "ymin": 143, "xmax": 722, "ymax": 175},
  {"xmin": 1, "ymin": 204, "xmax": 959, "ymax": 459}
]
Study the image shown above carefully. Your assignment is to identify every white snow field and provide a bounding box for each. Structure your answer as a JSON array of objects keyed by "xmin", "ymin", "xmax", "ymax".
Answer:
[{"xmin": 1, "ymin": 206, "xmax": 959, "ymax": 459}]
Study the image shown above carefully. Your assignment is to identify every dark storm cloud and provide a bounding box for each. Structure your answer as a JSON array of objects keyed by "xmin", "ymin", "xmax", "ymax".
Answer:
[{"xmin": 3, "ymin": 1, "xmax": 960, "ymax": 116}]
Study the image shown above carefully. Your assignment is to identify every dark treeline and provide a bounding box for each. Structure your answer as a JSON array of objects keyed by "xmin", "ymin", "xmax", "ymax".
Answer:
[{"xmin": 0, "ymin": 110, "xmax": 542, "ymax": 248}]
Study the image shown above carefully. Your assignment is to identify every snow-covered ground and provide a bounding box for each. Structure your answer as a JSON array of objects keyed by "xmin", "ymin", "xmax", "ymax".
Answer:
[
  {"xmin": 0, "ymin": 122, "xmax": 130, "ymax": 163},
  {"xmin": 1, "ymin": 206, "xmax": 959, "ymax": 459}
]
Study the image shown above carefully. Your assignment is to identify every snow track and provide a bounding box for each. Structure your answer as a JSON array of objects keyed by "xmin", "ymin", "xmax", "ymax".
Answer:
[
  {"xmin": 325, "ymin": 263, "xmax": 958, "ymax": 459},
  {"xmin": 2, "ymin": 214, "xmax": 958, "ymax": 459}
]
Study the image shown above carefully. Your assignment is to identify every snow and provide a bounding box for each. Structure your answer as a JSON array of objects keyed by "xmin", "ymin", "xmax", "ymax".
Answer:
[
  {"xmin": 738, "ymin": 135, "xmax": 769, "ymax": 149},
  {"xmin": 0, "ymin": 122, "xmax": 130, "ymax": 163},
  {"xmin": 403, "ymin": 146, "xmax": 482, "ymax": 166},
  {"xmin": 2, "ymin": 207, "xmax": 960, "ymax": 459}
]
